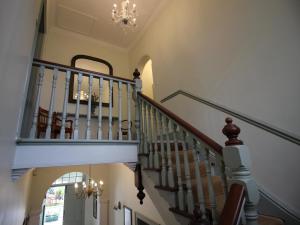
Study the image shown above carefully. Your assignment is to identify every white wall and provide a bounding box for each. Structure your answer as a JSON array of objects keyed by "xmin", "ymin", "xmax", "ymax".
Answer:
[
  {"xmin": 0, "ymin": 0, "xmax": 42, "ymax": 224},
  {"xmin": 108, "ymin": 164, "xmax": 165, "ymax": 225},
  {"xmin": 141, "ymin": 60, "xmax": 154, "ymax": 99},
  {"xmin": 129, "ymin": 0, "xmax": 300, "ymax": 216}
]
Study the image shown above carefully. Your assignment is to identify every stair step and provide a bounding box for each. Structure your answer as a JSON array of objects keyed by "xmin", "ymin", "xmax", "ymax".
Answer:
[
  {"xmin": 155, "ymin": 185, "xmax": 178, "ymax": 192},
  {"xmin": 169, "ymin": 207, "xmax": 193, "ymax": 219}
]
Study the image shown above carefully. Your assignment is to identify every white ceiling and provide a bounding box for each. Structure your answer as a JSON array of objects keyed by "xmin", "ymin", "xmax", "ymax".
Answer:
[{"xmin": 47, "ymin": 0, "xmax": 165, "ymax": 48}]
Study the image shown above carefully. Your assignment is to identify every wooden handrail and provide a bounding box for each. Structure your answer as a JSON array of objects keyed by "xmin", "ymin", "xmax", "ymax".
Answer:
[
  {"xmin": 138, "ymin": 93, "xmax": 223, "ymax": 155},
  {"xmin": 33, "ymin": 58, "xmax": 135, "ymax": 84},
  {"xmin": 218, "ymin": 183, "xmax": 245, "ymax": 225}
]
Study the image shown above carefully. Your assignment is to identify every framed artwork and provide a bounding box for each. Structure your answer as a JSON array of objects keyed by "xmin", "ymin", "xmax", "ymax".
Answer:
[
  {"xmin": 124, "ymin": 205, "xmax": 132, "ymax": 225},
  {"xmin": 93, "ymin": 193, "xmax": 97, "ymax": 219},
  {"xmin": 68, "ymin": 54, "xmax": 113, "ymax": 107},
  {"xmin": 135, "ymin": 212, "xmax": 160, "ymax": 225}
]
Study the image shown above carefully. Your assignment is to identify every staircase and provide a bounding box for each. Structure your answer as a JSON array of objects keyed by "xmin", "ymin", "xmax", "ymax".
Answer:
[
  {"xmin": 18, "ymin": 58, "xmax": 286, "ymax": 224},
  {"xmin": 136, "ymin": 93, "xmax": 284, "ymax": 225}
]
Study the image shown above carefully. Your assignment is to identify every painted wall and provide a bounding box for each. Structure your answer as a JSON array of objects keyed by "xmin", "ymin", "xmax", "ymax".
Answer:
[
  {"xmin": 108, "ymin": 164, "xmax": 165, "ymax": 225},
  {"xmin": 129, "ymin": 0, "xmax": 300, "ymax": 216},
  {"xmin": 0, "ymin": 0, "xmax": 42, "ymax": 225},
  {"xmin": 141, "ymin": 60, "xmax": 154, "ymax": 99}
]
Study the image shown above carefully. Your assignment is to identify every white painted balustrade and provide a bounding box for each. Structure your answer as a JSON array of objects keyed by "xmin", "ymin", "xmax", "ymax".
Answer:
[
  {"xmin": 138, "ymin": 94, "xmax": 259, "ymax": 225},
  {"xmin": 25, "ymin": 59, "xmax": 136, "ymax": 142}
]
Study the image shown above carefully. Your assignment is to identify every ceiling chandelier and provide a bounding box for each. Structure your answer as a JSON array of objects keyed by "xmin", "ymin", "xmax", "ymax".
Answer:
[
  {"xmin": 112, "ymin": 0, "xmax": 137, "ymax": 28},
  {"xmin": 74, "ymin": 165, "xmax": 104, "ymax": 198}
]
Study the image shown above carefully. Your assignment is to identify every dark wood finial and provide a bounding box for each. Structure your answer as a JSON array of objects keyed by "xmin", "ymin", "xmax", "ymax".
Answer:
[
  {"xmin": 222, "ymin": 117, "xmax": 243, "ymax": 146},
  {"xmin": 189, "ymin": 204, "xmax": 209, "ymax": 225},
  {"xmin": 133, "ymin": 68, "xmax": 140, "ymax": 80},
  {"xmin": 134, "ymin": 163, "xmax": 145, "ymax": 204}
]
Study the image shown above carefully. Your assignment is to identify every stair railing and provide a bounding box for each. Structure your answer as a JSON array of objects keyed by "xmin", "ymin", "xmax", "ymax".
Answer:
[
  {"xmin": 22, "ymin": 59, "xmax": 138, "ymax": 142},
  {"xmin": 137, "ymin": 90, "xmax": 260, "ymax": 225}
]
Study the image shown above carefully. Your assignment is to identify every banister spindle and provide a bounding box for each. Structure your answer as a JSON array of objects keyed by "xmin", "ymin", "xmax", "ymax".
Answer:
[
  {"xmin": 133, "ymin": 69, "xmax": 141, "ymax": 141},
  {"xmin": 158, "ymin": 112, "xmax": 167, "ymax": 186},
  {"xmin": 172, "ymin": 123, "xmax": 184, "ymax": 211},
  {"xmin": 85, "ymin": 75, "xmax": 93, "ymax": 139},
  {"xmin": 45, "ymin": 68, "xmax": 58, "ymax": 139},
  {"xmin": 147, "ymin": 103, "xmax": 154, "ymax": 168},
  {"xmin": 216, "ymin": 154, "xmax": 228, "ymax": 198},
  {"xmin": 97, "ymin": 78, "xmax": 103, "ymax": 140},
  {"xmin": 108, "ymin": 79, "xmax": 113, "ymax": 140},
  {"xmin": 73, "ymin": 73, "xmax": 83, "ymax": 140},
  {"xmin": 127, "ymin": 83, "xmax": 132, "ymax": 140},
  {"xmin": 30, "ymin": 65, "xmax": 45, "ymax": 138},
  {"xmin": 143, "ymin": 100, "xmax": 149, "ymax": 155},
  {"xmin": 163, "ymin": 117, "xmax": 175, "ymax": 188},
  {"xmin": 153, "ymin": 108, "xmax": 160, "ymax": 169},
  {"xmin": 180, "ymin": 129, "xmax": 194, "ymax": 214},
  {"xmin": 204, "ymin": 147, "xmax": 218, "ymax": 224},
  {"xmin": 118, "ymin": 81, "xmax": 123, "ymax": 140},
  {"xmin": 189, "ymin": 138, "xmax": 206, "ymax": 219},
  {"xmin": 138, "ymin": 97, "xmax": 144, "ymax": 154},
  {"xmin": 60, "ymin": 70, "xmax": 71, "ymax": 139}
]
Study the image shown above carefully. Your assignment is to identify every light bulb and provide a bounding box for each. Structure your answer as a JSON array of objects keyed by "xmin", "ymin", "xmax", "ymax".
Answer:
[
  {"xmin": 113, "ymin": 3, "xmax": 117, "ymax": 8},
  {"xmin": 74, "ymin": 183, "xmax": 78, "ymax": 188},
  {"xmin": 133, "ymin": 3, "xmax": 136, "ymax": 8},
  {"xmin": 94, "ymin": 183, "xmax": 98, "ymax": 187},
  {"xmin": 99, "ymin": 180, "xmax": 104, "ymax": 186}
]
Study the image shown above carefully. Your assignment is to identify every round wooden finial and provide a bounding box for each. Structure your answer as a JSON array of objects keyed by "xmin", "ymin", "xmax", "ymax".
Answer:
[
  {"xmin": 222, "ymin": 117, "xmax": 243, "ymax": 146},
  {"xmin": 133, "ymin": 68, "xmax": 140, "ymax": 79}
]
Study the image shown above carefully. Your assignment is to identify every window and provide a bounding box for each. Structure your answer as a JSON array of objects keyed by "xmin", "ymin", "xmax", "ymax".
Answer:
[{"xmin": 52, "ymin": 172, "xmax": 83, "ymax": 185}]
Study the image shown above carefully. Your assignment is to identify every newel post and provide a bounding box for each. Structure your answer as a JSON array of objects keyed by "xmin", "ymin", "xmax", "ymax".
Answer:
[
  {"xmin": 222, "ymin": 118, "xmax": 259, "ymax": 225},
  {"xmin": 133, "ymin": 68, "xmax": 142, "ymax": 143}
]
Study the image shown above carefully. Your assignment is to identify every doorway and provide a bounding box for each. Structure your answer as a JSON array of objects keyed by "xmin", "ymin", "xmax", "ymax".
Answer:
[{"xmin": 140, "ymin": 59, "xmax": 154, "ymax": 99}]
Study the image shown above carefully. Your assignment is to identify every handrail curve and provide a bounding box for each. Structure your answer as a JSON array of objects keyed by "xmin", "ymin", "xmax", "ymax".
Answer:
[
  {"xmin": 33, "ymin": 58, "xmax": 135, "ymax": 84},
  {"xmin": 218, "ymin": 183, "xmax": 245, "ymax": 225},
  {"xmin": 161, "ymin": 90, "xmax": 300, "ymax": 146},
  {"xmin": 138, "ymin": 93, "xmax": 223, "ymax": 155}
]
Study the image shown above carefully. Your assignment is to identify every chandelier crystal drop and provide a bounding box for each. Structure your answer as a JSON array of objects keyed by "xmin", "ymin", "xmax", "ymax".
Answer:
[
  {"xmin": 74, "ymin": 165, "xmax": 104, "ymax": 199},
  {"xmin": 112, "ymin": 0, "xmax": 137, "ymax": 28}
]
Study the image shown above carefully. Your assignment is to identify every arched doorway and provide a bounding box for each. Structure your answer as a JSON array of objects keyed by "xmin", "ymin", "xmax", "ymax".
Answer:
[
  {"xmin": 41, "ymin": 171, "xmax": 101, "ymax": 225},
  {"xmin": 138, "ymin": 56, "xmax": 154, "ymax": 99}
]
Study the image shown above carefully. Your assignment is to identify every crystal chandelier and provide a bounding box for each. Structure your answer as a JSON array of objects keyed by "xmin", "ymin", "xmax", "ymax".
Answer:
[
  {"xmin": 74, "ymin": 165, "xmax": 104, "ymax": 198},
  {"xmin": 112, "ymin": 0, "xmax": 137, "ymax": 28}
]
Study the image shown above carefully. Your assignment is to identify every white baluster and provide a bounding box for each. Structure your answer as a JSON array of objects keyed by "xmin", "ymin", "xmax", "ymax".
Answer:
[
  {"xmin": 127, "ymin": 83, "xmax": 132, "ymax": 140},
  {"xmin": 153, "ymin": 108, "xmax": 160, "ymax": 169},
  {"xmin": 180, "ymin": 129, "xmax": 194, "ymax": 214},
  {"xmin": 189, "ymin": 138, "xmax": 206, "ymax": 218},
  {"xmin": 163, "ymin": 117, "xmax": 175, "ymax": 188},
  {"xmin": 204, "ymin": 147, "xmax": 218, "ymax": 224},
  {"xmin": 45, "ymin": 68, "xmax": 58, "ymax": 139},
  {"xmin": 73, "ymin": 73, "xmax": 83, "ymax": 140},
  {"xmin": 118, "ymin": 81, "xmax": 123, "ymax": 140},
  {"xmin": 97, "ymin": 78, "xmax": 103, "ymax": 140},
  {"xmin": 147, "ymin": 103, "xmax": 154, "ymax": 168},
  {"xmin": 216, "ymin": 154, "xmax": 228, "ymax": 198},
  {"xmin": 172, "ymin": 123, "xmax": 184, "ymax": 211},
  {"xmin": 134, "ymin": 73, "xmax": 142, "ymax": 141},
  {"xmin": 138, "ymin": 97, "xmax": 144, "ymax": 154},
  {"xmin": 60, "ymin": 70, "xmax": 71, "ymax": 139},
  {"xmin": 143, "ymin": 100, "xmax": 148, "ymax": 155},
  {"xmin": 85, "ymin": 75, "xmax": 93, "ymax": 139},
  {"xmin": 108, "ymin": 79, "xmax": 113, "ymax": 140},
  {"xmin": 158, "ymin": 112, "xmax": 167, "ymax": 186},
  {"xmin": 30, "ymin": 65, "xmax": 45, "ymax": 138}
]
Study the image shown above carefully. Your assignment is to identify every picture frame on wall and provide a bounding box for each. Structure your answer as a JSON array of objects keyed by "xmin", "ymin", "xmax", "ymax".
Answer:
[
  {"xmin": 135, "ymin": 212, "xmax": 160, "ymax": 225},
  {"xmin": 124, "ymin": 205, "xmax": 132, "ymax": 225}
]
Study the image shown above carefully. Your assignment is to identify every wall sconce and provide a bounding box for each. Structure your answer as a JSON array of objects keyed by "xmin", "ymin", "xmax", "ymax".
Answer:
[{"xmin": 113, "ymin": 201, "xmax": 122, "ymax": 210}]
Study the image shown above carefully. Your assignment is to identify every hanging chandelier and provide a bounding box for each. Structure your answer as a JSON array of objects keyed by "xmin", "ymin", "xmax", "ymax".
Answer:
[
  {"xmin": 112, "ymin": 0, "xmax": 137, "ymax": 28},
  {"xmin": 74, "ymin": 165, "xmax": 104, "ymax": 198}
]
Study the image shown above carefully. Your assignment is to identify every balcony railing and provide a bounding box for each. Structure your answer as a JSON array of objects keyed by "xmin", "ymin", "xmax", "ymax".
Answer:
[{"xmin": 20, "ymin": 59, "xmax": 140, "ymax": 143}]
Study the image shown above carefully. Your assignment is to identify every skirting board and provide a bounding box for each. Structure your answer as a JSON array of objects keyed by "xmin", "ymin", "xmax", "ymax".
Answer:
[{"xmin": 258, "ymin": 187, "xmax": 300, "ymax": 225}]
